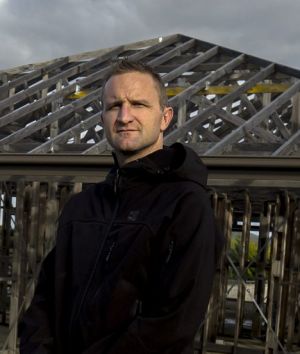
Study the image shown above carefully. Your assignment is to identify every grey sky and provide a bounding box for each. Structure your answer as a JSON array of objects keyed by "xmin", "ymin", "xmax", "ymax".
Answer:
[{"xmin": 0, "ymin": 0, "xmax": 299, "ymax": 71}]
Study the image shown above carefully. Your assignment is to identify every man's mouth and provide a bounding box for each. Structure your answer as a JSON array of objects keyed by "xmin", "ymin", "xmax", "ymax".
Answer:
[{"xmin": 117, "ymin": 129, "xmax": 138, "ymax": 133}]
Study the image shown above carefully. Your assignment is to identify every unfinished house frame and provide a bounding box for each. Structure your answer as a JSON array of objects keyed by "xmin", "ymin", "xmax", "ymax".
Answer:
[{"xmin": 0, "ymin": 34, "xmax": 300, "ymax": 353}]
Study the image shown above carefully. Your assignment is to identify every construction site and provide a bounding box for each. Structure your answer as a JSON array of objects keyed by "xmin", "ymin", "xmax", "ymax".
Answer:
[{"xmin": 0, "ymin": 34, "xmax": 299, "ymax": 353}]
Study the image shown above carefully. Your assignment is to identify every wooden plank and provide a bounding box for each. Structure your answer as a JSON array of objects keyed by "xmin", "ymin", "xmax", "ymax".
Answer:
[
  {"xmin": 50, "ymin": 80, "xmax": 62, "ymax": 140},
  {"xmin": 233, "ymin": 192, "xmax": 251, "ymax": 353},
  {"xmin": 253, "ymin": 203, "xmax": 271, "ymax": 337},
  {"xmin": 127, "ymin": 34, "xmax": 180, "ymax": 50},
  {"xmin": 204, "ymin": 80, "xmax": 300, "ymax": 155},
  {"xmin": 0, "ymin": 46, "xmax": 123, "ymax": 114},
  {"xmin": 165, "ymin": 64, "xmax": 275, "ymax": 145},
  {"xmin": 203, "ymin": 194, "xmax": 232, "ymax": 352},
  {"xmin": 177, "ymin": 98, "xmax": 186, "ymax": 126},
  {"xmin": 211, "ymin": 104, "xmax": 281, "ymax": 143},
  {"xmin": 205, "ymin": 342, "xmax": 264, "ymax": 354},
  {"xmin": 81, "ymin": 138, "xmax": 108, "ymax": 155},
  {"xmin": 29, "ymin": 112, "xmax": 102, "ymax": 153},
  {"xmin": 162, "ymin": 46, "xmax": 219, "ymax": 83},
  {"xmin": 291, "ymin": 92, "xmax": 300, "ymax": 132},
  {"xmin": 197, "ymin": 125, "xmax": 221, "ymax": 142},
  {"xmin": 166, "ymin": 83, "xmax": 290, "ymax": 96},
  {"xmin": 0, "ymin": 57, "xmax": 69, "ymax": 99},
  {"xmin": 155, "ymin": 62, "xmax": 233, "ymax": 73},
  {"xmin": 286, "ymin": 208, "xmax": 300, "ymax": 348},
  {"xmin": 271, "ymin": 129, "xmax": 300, "ymax": 156},
  {"xmin": 128, "ymin": 35, "xmax": 178, "ymax": 61},
  {"xmin": 240, "ymin": 95, "xmax": 257, "ymax": 115},
  {"xmin": 18, "ymin": 185, "xmax": 30, "ymax": 322},
  {"xmin": 265, "ymin": 196, "xmax": 285, "ymax": 354},
  {"xmin": 168, "ymin": 54, "xmax": 245, "ymax": 106},
  {"xmin": 7, "ymin": 181, "xmax": 25, "ymax": 353},
  {"xmin": 0, "ymin": 89, "xmax": 102, "ymax": 146},
  {"xmin": 44, "ymin": 182, "xmax": 58, "ymax": 252},
  {"xmin": 269, "ymin": 112, "xmax": 290, "ymax": 140},
  {"xmin": 147, "ymin": 38, "xmax": 196, "ymax": 67},
  {"xmin": 220, "ymin": 196, "xmax": 233, "ymax": 333},
  {"xmin": 27, "ymin": 182, "xmax": 40, "ymax": 273},
  {"xmin": 276, "ymin": 193, "xmax": 289, "ymax": 344},
  {"xmin": 64, "ymin": 34, "xmax": 176, "ymax": 64},
  {"xmin": 8, "ymin": 87, "xmax": 15, "ymax": 113},
  {"xmin": 68, "ymin": 74, "xmax": 283, "ymax": 101},
  {"xmin": 37, "ymin": 184, "xmax": 47, "ymax": 262},
  {"xmin": 0, "ymin": 57, "xmax": 68, "ymax": 102},
  {"xmin": 0, "ymin": 39, "xmax": 177, "ymax": 131}
]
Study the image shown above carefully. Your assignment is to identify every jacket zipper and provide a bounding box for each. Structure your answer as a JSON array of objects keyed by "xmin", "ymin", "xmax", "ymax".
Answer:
[{"xmin": 68, "ymin": 169, "xmax": 120, "ymax": 342}]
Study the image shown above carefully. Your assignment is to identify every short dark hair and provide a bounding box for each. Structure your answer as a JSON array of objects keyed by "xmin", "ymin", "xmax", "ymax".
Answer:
[{"xmin": 101, "ymin": 59, "xmax": 168, "ymax": 109}]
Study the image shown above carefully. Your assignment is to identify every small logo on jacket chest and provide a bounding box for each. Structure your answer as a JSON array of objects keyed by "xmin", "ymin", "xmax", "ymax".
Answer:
[{"xmin": 127, "ymin": 210, "xmax": 140, "ymax": 221}]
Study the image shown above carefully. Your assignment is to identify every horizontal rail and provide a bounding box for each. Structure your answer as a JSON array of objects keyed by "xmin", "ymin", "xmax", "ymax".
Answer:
[{"xmin": 0, "ymin": 155, "xmax": 299, "ymax": 188}]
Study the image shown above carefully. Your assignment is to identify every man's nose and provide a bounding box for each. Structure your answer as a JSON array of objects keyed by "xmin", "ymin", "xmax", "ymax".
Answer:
[{"xmin": 117, "ymin": 104, "xmax": 133, "ymax": 123}]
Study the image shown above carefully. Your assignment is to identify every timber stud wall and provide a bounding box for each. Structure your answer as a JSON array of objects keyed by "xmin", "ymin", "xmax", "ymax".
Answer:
[{"xmin": 0, "ymin": 158, "xmax": 300, "ymax": 353}]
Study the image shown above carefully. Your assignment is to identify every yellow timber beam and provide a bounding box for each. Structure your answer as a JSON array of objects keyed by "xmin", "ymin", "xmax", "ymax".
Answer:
[
  {"xmin": 66, "ymin": 83, "xmax": 290, "ymax": 100},
  {"xmin": 166, "ymin": 83, "xmax": 291, "ymax": 96}
]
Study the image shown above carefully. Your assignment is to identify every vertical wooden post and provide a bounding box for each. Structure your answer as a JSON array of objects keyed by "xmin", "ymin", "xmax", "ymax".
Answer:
[
  {"xmin": 0, "ymin": 74, "xmax": 8, "ymax": 101},
  {"xmin": 265, "ymin": 192, "xmax": 289, "ymax": 354},
  {"xmin": 220, "ymin": 196, "xmax": 233, "ymax": 333},
  {"xmin": 262, "ymin": 80, "xmax": 272, "ymax": 136},
  {"xmin": 44, "ymin": 182, "xmax": 58, "ymax": 254},
  {"xmin": 233, "ymin": 192, "xmax": 251, "ymax": 353},
  {"xmin": 37, "ymin": 184, "xmax": 47, "ymax": 262},
  {"xmin": 253, "ymin": 202, "xmax": 271, "ymax": 337},
  {"xmin": 265, "ymin": 201, "xmax": 277, "ymax": 354},
  {"xmin": 291, "ymin": 92, "xmax": 300, "ymax": 133},
  {"xmin": 274, "ymin": 193, "xmax": 289, "ymax": 352},
  {"xmin": 3, "ymin": 183, "xmax": 15, "ymax": 328},
  {"xmin": 49, "ymin": 80, "xmax": 62, "ymax": 151},
  {"xmin": 177, "ymin": 98, "xmax": 187, "ymax": 128},
  {"xmin": 0, "ymin": 182, "xmax": 5, "ymax": 324},
  {"xmin": 8, "ymin": 181, "xmax": 25, "ymax": 354},
  {"xmin": 286, "ymin": 203, "xmax": 300, "ymax": 349},
  {"xmin": 24, "ymin": 182, "xmax": 41, "ymax": 310},
  {"xmin": 202, "ymin": 193, "xmax": 232, "ymax": 353},
  {"xmin": 8, "ymin": 87, "xmax": 16, "ymax": 112}
]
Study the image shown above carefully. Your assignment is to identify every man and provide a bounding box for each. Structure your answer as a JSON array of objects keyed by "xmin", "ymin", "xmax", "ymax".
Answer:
[{"xmin": 20, "ymin": 60, "xmax": 221, "ymax": 353}]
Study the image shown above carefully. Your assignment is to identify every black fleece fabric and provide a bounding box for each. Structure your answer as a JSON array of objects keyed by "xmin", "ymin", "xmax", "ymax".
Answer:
[{"xmin": 19, "ymin": 143, "xmax": 223, "ymax": 354}]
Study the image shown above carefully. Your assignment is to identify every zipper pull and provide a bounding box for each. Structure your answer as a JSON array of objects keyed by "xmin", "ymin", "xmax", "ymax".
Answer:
[
  {"xmin": 165, "ymin": 240, "xmax": 174, "ymax": 264},
  {"xmin": 114, "ymin": 169, "xmax": 120, "ymax": 194},
  {"xmin": 105, "ymin": 241, "xmax": 116, "ymax": 262}
]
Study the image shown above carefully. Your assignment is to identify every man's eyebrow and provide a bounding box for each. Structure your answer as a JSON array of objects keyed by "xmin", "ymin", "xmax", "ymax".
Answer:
[
  {"xmin": 104, "ymin": 99, "xmax": 122, "ymax": 107},
  {"xmin": 129, "ymin": 99, "xmax": 151, "ymax": 106}
]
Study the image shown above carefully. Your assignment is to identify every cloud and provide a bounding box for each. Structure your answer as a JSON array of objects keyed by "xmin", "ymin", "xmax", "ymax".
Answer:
[{"xmin": 0, "ymin": 0, "xmax": 299, "ymax": 71}]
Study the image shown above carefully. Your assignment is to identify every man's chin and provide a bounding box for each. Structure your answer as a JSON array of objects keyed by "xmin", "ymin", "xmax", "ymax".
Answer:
[{"xmin": 117, "ymin": 148, "xmax": 140, "ymax": 156}]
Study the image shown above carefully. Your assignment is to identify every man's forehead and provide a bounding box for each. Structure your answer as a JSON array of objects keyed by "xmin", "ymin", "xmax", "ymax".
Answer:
[
  {"xmin": 107, "ymin": 72, "xmax": 155, "ymax": 87},
  {"xmin": 103, "ymin": 72, "xmax": 159, "ymax": 99}
]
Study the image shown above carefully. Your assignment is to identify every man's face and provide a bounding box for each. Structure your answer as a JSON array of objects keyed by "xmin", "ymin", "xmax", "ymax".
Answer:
[{"xmin": 101, "ymin": 71, "xmax": 173, "ymax": 164}]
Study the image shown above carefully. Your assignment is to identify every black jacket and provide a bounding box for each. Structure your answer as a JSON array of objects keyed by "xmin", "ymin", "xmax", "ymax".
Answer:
[{"xmin": 19, "ymin": 143, "xmax": 222, "ymax": 354}]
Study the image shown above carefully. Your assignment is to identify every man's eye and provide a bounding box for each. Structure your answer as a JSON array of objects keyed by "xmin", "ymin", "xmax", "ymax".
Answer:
[
  {"xmin": 107, "ymin": 104, "xmax": 120, "ymax": 111},
  {"xmin": 132, "ymin": 102, "xmax": 145, "ymax": 107}
]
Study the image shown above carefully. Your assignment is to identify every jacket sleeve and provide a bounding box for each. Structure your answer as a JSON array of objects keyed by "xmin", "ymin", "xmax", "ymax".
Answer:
[
  {"xmin": 86, "ymin": 189, "xmax": 222, "ymax": 354},
  {"xmin": 19, "ymin": 248, "xmax": 55, "ymax": 354}
]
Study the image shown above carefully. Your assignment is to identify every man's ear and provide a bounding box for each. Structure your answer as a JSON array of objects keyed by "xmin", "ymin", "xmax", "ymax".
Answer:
[{"xmin": 160, "ymin": 106, "xmax": 173, "ymax": 132}]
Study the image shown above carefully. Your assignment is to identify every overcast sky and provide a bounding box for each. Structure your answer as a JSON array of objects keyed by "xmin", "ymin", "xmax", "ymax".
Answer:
[{"xmin": 1, "ymin": 0, "xmax": 300, "ymax": 71}]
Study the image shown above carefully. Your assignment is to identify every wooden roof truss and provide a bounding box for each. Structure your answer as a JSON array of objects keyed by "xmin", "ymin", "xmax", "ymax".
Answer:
[{"xmin": 0, "ymin": 33, "xmax": 300, "ymax": 156}]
